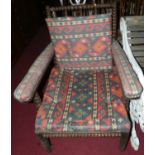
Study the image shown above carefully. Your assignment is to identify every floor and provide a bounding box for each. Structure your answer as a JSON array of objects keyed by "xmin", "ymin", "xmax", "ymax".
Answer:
[{"xmin": 12, "ymin": 25, "xmax": 144, "ymax": 155}]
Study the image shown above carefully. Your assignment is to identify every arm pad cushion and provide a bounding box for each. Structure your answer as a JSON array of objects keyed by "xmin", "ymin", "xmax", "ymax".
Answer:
[
  {"xmin": 14, "ymin": 43, "xmax": 54, "ymax": 103},
  {"xmin": 112, "ymin": 41, "xmax": 143, "ymax": 99}
]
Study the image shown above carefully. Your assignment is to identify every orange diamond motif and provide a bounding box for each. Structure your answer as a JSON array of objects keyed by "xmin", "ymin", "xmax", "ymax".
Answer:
[
  {"xmin": 73, "ymin": 42, "xmax": 88, "ymax": 57},
  {"xmin": 92, "ymin": 39, "xmax": 106, "ymax": 55},
  {"xmin": 55, "ymin": 41, "xmax": 68, "ymax": 58}
]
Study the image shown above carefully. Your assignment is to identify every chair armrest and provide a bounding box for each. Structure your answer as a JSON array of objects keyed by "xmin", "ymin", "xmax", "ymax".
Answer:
[
  {"xmin": 112, "ymin": 41, "xmax": 143, "ymax": 99},
  {"xmin": 14, "ymin": 43, "xmax": 54, "ymax": 103}
]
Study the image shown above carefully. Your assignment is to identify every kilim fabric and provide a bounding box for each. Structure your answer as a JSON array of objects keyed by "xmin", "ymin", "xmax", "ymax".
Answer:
[
  {"xmin": 46, "ymin": 14, "xmax": 112, "ymax": 71},
  {"xmin": 112, "ymin": 41, "xmax": 143, "ymax": 99},
  {"xmin": 14, "ymin": 43, "xmax": 54, "ymax": 103},
  {"xmin": 35, "ymin": 66, "xmax": 130, "ymax": 135}
]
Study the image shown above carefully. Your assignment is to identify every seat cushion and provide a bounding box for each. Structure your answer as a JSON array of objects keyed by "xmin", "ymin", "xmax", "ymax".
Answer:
[
  {"xmin": 46, "ymin": 14, "xmax": 112, "ymax": 71},
  {"xmin": 35, "ymin": 66, "xmax": 130, "ymax": 135}
]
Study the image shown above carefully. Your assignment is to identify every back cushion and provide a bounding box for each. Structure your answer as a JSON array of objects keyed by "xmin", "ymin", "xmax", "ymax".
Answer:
[{"xmin": 46, "ymin": 14, "xmax": 112, "ymax": 71}]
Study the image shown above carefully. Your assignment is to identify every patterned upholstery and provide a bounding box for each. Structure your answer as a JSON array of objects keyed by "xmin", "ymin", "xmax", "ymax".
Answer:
[
  {"xmin": 46, "ymin": 14, "xmax": 112, "ymax": 71},
  {"xmin": 14, "ymin": 43, "xmax": 54, "ymax": 103},
  {"xmin": 13, "ymin": 13, "xmax": 144, "ymax": 138},
  {"xmin": 112, "ymin": 41, "xmax": 143, "ymax": 99},
  {"xmin": 35, "ymin": 66, "xmax": 130, "ymax": 135}
]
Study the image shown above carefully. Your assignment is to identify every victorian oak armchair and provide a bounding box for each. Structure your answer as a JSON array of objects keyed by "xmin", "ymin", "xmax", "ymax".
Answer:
[{"xmin": 14, "ymin": 3, "xmax": 143, "ymax": 152}]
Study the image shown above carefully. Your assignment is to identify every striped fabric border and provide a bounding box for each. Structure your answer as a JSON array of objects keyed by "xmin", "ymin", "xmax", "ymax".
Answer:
[
  {"xmin": 57, "ymin": 56, "xmax": 112, "ymax": 62},
  {"xmin": 62, "ymin": 66, "xmax": 112, "ymax": 71},
  {"xmin": 62, "ymin": 71, "xmax": 74, "ymax": 132},
  {"xmin": 50, "ymin": 32, "xmax": 111, "ymax": 40},
  {"xmin": 46, "ymin": 70, "xmax": 64, "ymax": 130},
  {"xmin": 46, "ymin": 15, "xmax": 111, "ymax": 26}
]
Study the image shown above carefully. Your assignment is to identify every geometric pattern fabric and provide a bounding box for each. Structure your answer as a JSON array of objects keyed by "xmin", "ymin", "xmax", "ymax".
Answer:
[
  {"xmin": 35, "ymin": 66, "xmax": 130, "ymax": 135},
  {"xmin": 46, "ymin": 14, "xmax": 112, "ymax": 71}
]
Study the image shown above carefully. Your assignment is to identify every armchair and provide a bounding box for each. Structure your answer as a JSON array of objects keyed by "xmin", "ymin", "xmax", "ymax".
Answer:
[{"xmin": 14, "ymin": 3, "xmax": 143, "ymax": 152}]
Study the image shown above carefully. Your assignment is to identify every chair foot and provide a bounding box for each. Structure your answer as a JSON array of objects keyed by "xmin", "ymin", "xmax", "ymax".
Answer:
[
  {"xmin": 36, "ymin": 134, "xmax": 52, "ymax": 152},
  {"xmin": 119, "ymin": 132, "xmax": 130, "ymax": 151}
]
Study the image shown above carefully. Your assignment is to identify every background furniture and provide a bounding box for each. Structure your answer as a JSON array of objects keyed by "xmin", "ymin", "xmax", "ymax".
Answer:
[
  {"xmin": 123, "ymin": 16, "xmax": 144, "ymax": 68},
  {"xmin": 120, "ymin": 16, "xmax": 144, "ymax": 150}
]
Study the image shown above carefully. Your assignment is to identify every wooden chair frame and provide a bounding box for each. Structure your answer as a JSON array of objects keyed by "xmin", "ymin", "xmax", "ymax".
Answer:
[{"xmin": 33, "ymin": 2, "xmax": 131, "ymax": 152}]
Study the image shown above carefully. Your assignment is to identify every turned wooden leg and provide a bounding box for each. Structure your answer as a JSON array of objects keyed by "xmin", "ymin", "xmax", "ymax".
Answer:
[
  {"xmin": 119, "ymin": 132, "xmax": 130, "ymax": 151},
  {"xmin": 33, "ymin": 92, "xmax": 42, "ymax": 109},
  {"xmin": 36, "ymin": 134, "xmax": 52, "ymax": 152}
]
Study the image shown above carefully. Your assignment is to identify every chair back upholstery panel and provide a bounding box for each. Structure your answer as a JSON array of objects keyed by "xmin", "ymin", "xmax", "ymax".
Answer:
[{"xmin": 46, "ymin": 14, "xmax": 113, "ymax": 71}]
